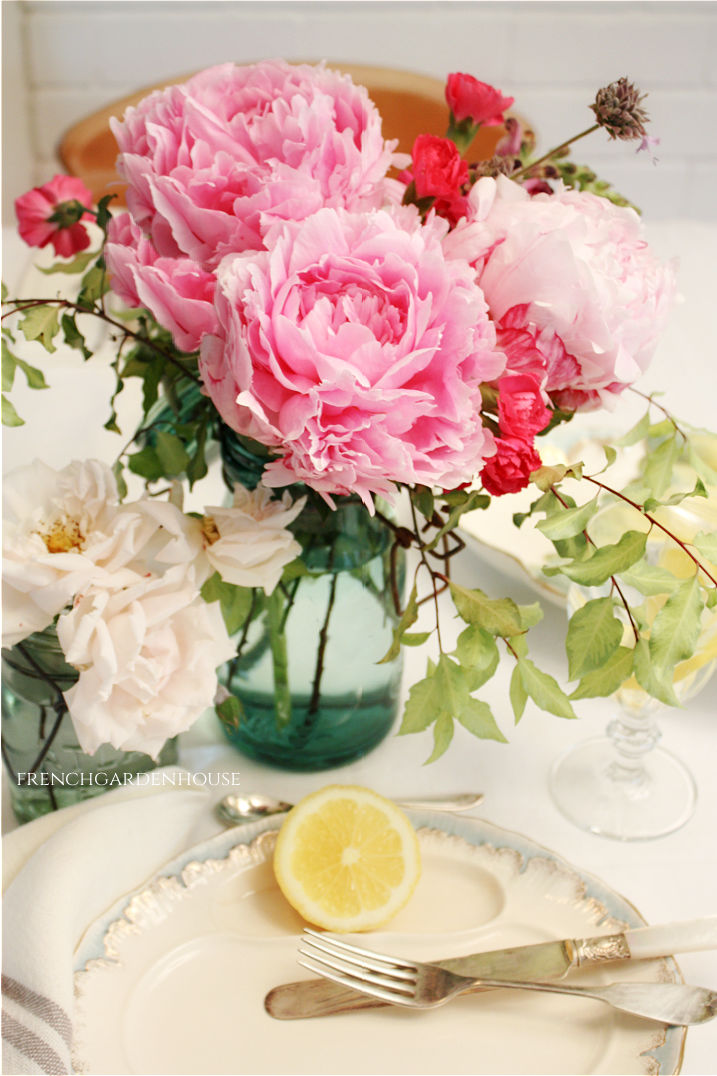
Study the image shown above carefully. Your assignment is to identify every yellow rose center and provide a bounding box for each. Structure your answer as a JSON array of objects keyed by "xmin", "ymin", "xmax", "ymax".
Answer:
[
  {"xmin": 201, "ymin": 515, "xmax": 221, "ymax": 547},
  {"xmin": 40, "ymin": 518, "xmax": 84, "ymax": 553}
]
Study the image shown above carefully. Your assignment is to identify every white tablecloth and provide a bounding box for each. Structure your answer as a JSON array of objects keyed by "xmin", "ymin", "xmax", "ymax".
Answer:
[{"xmin": 2, "ymin": 222, "xmax": 717, "ymax": 1075}]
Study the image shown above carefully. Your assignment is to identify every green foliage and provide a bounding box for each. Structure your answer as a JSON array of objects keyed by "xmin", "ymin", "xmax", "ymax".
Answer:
[
  {"xmin": 76, "ymin": 263, "xmax": 110, "ymax": 308},
  {"xmin": 537, "ymin": 497, "xmax": 598, "ymax": 541},
  {"xmin": 553, "ymin": 159, "xmax": 637, "ymax": 211},
  {"xmin": 60, "ymin": 313, "xmax": 92, "ymax": 360},
  {"xmin": 200, "ymin": 573, "xmax": 255, "ymax": 636},
  {"xmin": 570, "ymin": 646, "xmax": 634, "ymax": 700},
  {"xmin": 514, "ymin": 656, "xmax": 577, "ymax": 719},
  {"xmin": 216, "ymin": 694, "xmax": 243, "ymax": 731},
  {"xmin": 448, "ymin": 581, "xmax": 523, "ymax": 637},
  {"xmin": 547, "ymin": 531, "xmax": 647, "ymax": 586},
  {"xmin": 1, "ymin": 394, "xmax": 23, "ymax": 426},
  {"xmin": 38, "ymin": 250, "xmax": 97, "ymax": 275},
  {"xmin": 2, "ymin": 334, "xmax": 48, "ymax": 425},
  {"xmin": 19, "ymin": 305, "xmax": 60, "ymax": 351},
  {"xmin": 454, "ymin": 625, "xmax": 499, "ymax": 682},
  {"xmin": 648, "ymin": 574, "xmax": 703, "ymax": 682},
  {"xmin": 379, "ymin": 584, "xmax": 420, "ymax": 664},
  {"xmin": 400, "ymin": 653, "xmax": 506, "ymax": 763},
  {"xmin": 565, "ymin": 597, "xmax": 623, "ymax": 679},
  {"xmin": 509, "ymin": 664, "xmax": 528, "ymax": 722},
  {"xmin": 693, "ymin": 531, "xmax": 717, "ymax": 565},
  {"xmin": 641, "ymin": 435, "xmax": 681, "ymax": 498},
  {"xmin": 423, "ymin": 489, "xmax": 490, "ymax": 550}
]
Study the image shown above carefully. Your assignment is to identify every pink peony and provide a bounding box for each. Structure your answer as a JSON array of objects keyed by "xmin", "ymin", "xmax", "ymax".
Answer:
[
  {"xmin": 15, "ymin": 174, "xmax": 94, "ymax": 257},
  {"xmin": 105, "ymin": 214, "xmax": 217, "ymax": 352},
  {"xmin": 199, "ymin": 206, "xmax": 504, "ymax": 507},
  {"xmin": 445, "ymin": 177, "xmax": 675, "ymax": 410},
  {"xmin": 445, "ymin": 73, "xmax": 514, "ymax": 127},
  {"xmin": 111, "ymin": 60, "xmax": 399, "ymax": 270}
]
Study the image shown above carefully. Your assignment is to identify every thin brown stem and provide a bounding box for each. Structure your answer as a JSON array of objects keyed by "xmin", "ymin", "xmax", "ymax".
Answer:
[
  {"xmin": 3, "ymin": 297, "xmax": 201, "ymax": 384},
  {"xmin": 410, "ymin": 496, "xmax": 443, "ymax": 651},
  {"xmin": 511, "ymin": 124, "xmax": 600, "ymax": 180},
  {"xmin": 548, "ymin": 484, "xmax": 640, "ymax": 642},
  {"xmin": 583, "ymin": 475, "xmax": 717, "ymax": 588},
  {"xmin": 627, "ymin": 387, "xmax": 686, "ymax": 439},
  {"xmin": 308, "ymin": 569, "xmax": 338, "ymax": 715}
]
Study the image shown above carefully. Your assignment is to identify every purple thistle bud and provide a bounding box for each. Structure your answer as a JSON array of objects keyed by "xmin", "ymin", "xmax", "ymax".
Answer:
[{"xmin": 591, "ymin": 77, "xmax": 650, "ymax": 141}]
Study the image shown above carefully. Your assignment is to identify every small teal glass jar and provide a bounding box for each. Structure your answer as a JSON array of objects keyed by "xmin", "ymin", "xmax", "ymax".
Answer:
[
  {"xmin": 219, "ymin": 437, "xmax": 405, "ymax": 770},
  {"xmin": 1, "ymin": 626, "xmax": 177, "ymax": 824}
]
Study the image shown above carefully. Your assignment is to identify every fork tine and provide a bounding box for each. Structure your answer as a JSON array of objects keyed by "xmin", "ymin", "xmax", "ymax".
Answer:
[
  {"xmin": 298, "ymin": 946, "xmax": 417, "ymax": 992},
  {"xmin": 297, "ymin": 958, "xmax": 416, "ymax": 1007},
  {"xmin": 303, "ymin": 928, "xmax": 416, "ymax": 971},
  {"xmin": 302, "ymin": 934, "xmax": 416, "ymax": 981}
]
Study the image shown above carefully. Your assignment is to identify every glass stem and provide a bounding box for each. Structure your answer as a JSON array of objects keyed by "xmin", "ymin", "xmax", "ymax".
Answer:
[
  {"xmin": 606, "ymin": 708, "xmax": 661, "ymax": 788},
  {"xmin": 308, "ymin": 560, "xmax": 338, "ymax": 716},
  {"xmin": 267, "ymin": 588, "xmax": 292, "ymax": 728}
]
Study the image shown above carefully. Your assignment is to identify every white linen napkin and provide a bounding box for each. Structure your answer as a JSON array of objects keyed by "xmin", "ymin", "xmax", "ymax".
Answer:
[{"xmin": 2, "ymin": 772, "xmax": 216, "ymax": 1075}]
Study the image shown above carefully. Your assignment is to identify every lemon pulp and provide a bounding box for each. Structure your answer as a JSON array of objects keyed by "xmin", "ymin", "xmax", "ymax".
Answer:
[{"xmin": 273, "ymin": 784, "xmax": 421, "ymax": 932}]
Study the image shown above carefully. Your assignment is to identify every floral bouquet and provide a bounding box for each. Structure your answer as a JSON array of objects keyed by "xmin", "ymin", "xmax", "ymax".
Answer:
[{"xmin": 3, "ymin": 61, "xmax": 716, "ymax": 796}]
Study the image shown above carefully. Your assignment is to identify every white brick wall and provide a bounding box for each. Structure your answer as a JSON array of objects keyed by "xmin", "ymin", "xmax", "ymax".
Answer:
[{"xmin": 3, "ymin": 0, "xmax": 717, "ymax": 222}]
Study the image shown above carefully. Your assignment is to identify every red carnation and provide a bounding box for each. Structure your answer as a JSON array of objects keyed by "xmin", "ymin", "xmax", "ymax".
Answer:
[
  {"xmin": 497, "ymin": 372, "xmax": 552, "ymax": 440},
  {"xmin": 15, "ymin": 175, "xmax": 94, "ymax": 257},
  {"xmin": 411, "ymin": 134, "xmax": 469, "ymax": 200},
  {"xmin": 445, "ymin": 73, "xmax": 514, "ymax": 127},
  {"xmin": 481, "ymin": 437, "xmax": 542, "ymax": 496}
]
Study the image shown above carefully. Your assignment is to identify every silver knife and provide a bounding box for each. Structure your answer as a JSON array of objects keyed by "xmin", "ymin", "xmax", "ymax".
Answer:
[{"xmin": 265, "ymin": 916, "xmax": 717, "ymax": 1019}]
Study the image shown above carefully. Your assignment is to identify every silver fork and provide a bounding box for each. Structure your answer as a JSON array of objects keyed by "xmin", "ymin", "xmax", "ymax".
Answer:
[{"xmin": 299, "ymin": 930, "xmax": 717, "ymax": 1026}]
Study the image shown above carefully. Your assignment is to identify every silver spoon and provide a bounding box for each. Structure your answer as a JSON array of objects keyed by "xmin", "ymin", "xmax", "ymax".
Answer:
[{"xmin": 216, "ymin": 791, "xmax": 484, "ymax": 827}]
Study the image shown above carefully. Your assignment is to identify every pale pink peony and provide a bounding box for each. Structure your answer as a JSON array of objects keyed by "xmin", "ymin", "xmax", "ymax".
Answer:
[
  {"xmin": 105, "ymin": 214, "xmax": 217, "ymax": 351},
  {"xmin": 199, "ymin": 206, "xmax": 504, "ymax": 507},
  {"xmin": 111, "ymin": 60, "xmax": 399, "ymax": 270},
  {"xmin": 446, "ymin": 177, "xmax": 675, "ymax": 410}
]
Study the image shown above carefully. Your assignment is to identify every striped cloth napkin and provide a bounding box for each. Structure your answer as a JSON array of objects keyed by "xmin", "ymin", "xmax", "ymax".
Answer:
[{"xmin": 2, "ymin": 776, "xmax": 214, "ymax": 1074}]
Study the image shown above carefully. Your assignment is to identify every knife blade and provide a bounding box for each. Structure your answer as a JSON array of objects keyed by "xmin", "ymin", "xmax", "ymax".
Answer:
[{"xmin": 265, "ymin": 915, "xmax": 717, "ymax": 1019}]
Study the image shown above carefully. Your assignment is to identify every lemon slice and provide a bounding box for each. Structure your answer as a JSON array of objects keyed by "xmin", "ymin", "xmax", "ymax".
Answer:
[{"xmin": 273, "ymin": 784, "xmax": 421, "ymax": 932}]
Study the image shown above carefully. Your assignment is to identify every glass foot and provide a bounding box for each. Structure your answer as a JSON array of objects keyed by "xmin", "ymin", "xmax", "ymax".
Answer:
[{"xmin": 549, "ymin": 736, "xmax": 697, "ymax": 841}]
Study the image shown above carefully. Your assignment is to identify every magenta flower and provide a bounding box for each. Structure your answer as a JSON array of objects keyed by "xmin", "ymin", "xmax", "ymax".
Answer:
[
  {"xmin": 15, "ymin": 175, "xmax": 94, "ymax": 257},
  {"xmin": 445, "ymin": 177, "xmax": 675, "ymax": 410},
  {"xmin": 199, "ymin": 207, "xmax": 504, "ymax": 508}
]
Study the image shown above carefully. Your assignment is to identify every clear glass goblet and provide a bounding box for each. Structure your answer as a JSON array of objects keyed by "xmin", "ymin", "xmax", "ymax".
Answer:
[{"xmin": 549, "ymin": 500, "xmax": 717, "ymax": 841}]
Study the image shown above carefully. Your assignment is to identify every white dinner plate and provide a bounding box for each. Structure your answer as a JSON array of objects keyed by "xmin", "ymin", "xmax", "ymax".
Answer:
[{"xmin": 73, "ymin": 812, "xmax": 685, "ymax": 1075}]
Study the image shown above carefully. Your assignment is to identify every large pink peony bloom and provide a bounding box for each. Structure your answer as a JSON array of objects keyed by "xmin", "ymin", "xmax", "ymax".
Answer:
[
  {"xmin": 105, "ymin": 214, "xmax": 217, "ymax": 351},
  {"xmin": 111, "ymin": 60, "xmax": 400, "ymax": 270},
  {"xmin": 199, "ymin": 206, "xmax": 504, "ymax": 507},
  {"xmin": 446, "ymin": 177, "xmax": 675, "ymax": 410}
]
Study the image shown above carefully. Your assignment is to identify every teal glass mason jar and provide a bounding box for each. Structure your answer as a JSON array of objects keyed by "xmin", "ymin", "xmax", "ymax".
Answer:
[
  {"xmin": 218, "ymin": 434, "xmax": 405, "ymax": 770},
  {"xmin": 1, "ymin": 626, "xmax": 177, "ymax": 824}
]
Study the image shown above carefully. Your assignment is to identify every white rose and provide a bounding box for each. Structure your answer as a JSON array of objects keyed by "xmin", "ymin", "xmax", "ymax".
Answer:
[
  {"xmin": 56, "ymin": 565, "xmax": 234, "ymax": 758},
  {"xmin": 201, "ymin": 484, "xmax": 304, "ymax": 593},
  {"xmin": 2, "ymin": 460, "xmax": 141, "ymax": 647}
]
